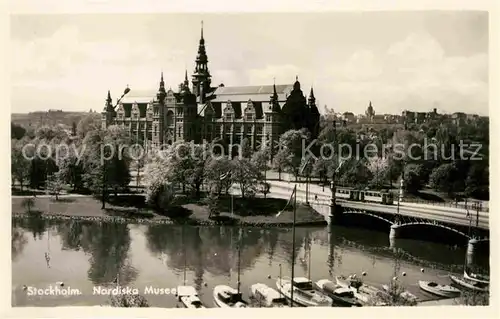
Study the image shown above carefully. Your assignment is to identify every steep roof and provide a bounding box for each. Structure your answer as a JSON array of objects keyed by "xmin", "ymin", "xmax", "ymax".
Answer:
[
  {"xmin": 121, "ymin": 89, "xmax": 156, "ymax": 104},
  {"xmin": 210, "ymin": 84, "xmax": 293, "ymax": 103}
]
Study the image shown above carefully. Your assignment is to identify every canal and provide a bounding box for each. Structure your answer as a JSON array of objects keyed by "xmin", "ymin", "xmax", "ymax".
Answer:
[{"xmin": 11, "ymin": 217, "xmax": 489, "ymax": 307}]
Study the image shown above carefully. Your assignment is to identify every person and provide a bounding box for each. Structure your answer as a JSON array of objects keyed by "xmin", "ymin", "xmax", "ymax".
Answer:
[{"xmin": 315, "ymin": 195, "xmax": 318, "ymax": 201}]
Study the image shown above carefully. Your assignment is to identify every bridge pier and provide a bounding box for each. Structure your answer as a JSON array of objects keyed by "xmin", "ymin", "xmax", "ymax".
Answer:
[
  {"xmin": 329, "ymin": 201, "xmax": 343, "ymax": 225},
  {"xmin": 389, "ymin": 224, "xmax": 401, "ymax": 240},
  {"xmin": 466, "ymin": 238, "xmax": 479, "ymax": 265}
]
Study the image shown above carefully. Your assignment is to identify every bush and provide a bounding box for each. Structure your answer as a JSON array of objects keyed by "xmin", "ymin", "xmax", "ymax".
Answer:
[
  {"xmin": 21, "ymin": 198, "xmax": 35, "ymax": 214},
  {"xmin": 109, "ymin": 294, "xmax": 149, "ymax": 307}
]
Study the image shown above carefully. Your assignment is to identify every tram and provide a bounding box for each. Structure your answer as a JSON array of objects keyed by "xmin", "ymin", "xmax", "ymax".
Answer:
[{"xmin": 335, "ymin": 187, "xmax": 394, "ymax": 205}]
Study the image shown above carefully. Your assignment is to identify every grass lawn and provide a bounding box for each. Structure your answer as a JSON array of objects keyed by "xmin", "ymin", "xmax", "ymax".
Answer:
[{"xmin": 11, "ymin": 193, "xmax": 327, "ymax": 226}]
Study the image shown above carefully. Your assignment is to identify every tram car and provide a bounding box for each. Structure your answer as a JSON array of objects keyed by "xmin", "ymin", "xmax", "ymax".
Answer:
[{"xmin": 335, "ymin": 187, "xmax": 394, "ymax": 205}]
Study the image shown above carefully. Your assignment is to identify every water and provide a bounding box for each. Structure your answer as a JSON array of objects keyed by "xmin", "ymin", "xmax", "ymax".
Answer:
[{"xmin": 11, "ymin": 217, "xmax": 489, "ymax": 307}]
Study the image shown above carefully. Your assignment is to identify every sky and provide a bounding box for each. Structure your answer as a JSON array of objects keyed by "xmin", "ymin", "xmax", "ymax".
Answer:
[{"xmin": 10, "ymin": 11, "xmax": 489, "ymax": 115}]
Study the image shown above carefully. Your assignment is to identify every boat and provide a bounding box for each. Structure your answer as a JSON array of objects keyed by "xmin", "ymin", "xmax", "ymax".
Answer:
[
  {"xmin": 382, "ymin": 284, "xmax": 418, "ymax": 302},
  {"xmin": 213, "ymin": 285, "xmax": 248, "ymax": 308},
  {"xmin": 249, "ymin": 283, "xmax": 288, "ymax": 307},
  {"xmin": 335, "ymin": 275, "xmax": 383, "ymax": 304},
  {"xmin": 315, "ymin": 279, "xmax": 362, "ymax": 307},
  {"xmin": 463, "ymin": 270, "xmax": 489, "ymax": 285},
  {"xmin": 276, "ymin": 277, "xmax": 332, "ymax": 307},
  {"xmin": 418, "ymin": 280, "xmax": 461, "ymax": 298},
  {"xmin": 176, "ymin": 285, "xmax": 205, "ymax": 308},
  {"xmin": 449, "ymin": 275, "xmax": 489, "ymax": 292}
]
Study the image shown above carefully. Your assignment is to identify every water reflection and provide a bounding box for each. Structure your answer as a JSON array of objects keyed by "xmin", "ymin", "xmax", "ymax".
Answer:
[
  {"xmin": 11, "ymin": 218, "xmax": 489, "ymax": 307},
  {"xmin": 55, "ymin": 220, "xmax": 138, "ymax": 286}
]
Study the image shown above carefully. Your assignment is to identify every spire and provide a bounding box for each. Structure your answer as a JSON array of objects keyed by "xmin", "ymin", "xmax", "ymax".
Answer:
[
  {"xmin": 157, "ymin": 72, "xmax": 166, "ymax": 102},
  {"xmin": 184, "ymin": 69, "xmax": 189, "ymax": 85},
  {"xmin": 269, "ymin": 78, "xmax": 280, "ymax": 113},
  {"xmin": 159, "ymin": 71, "xmax": 165, "ymax": 92},
  {"xmin": 201, "ymin": 20, "xmax": 204, "ymax": 40},
  {"xmin": 105, "ymin": 90, "xmax": 113, "ymax": 111},
  {"xmin": 192, "ymin": 20, "xmax": 211, "ymax": 99}
]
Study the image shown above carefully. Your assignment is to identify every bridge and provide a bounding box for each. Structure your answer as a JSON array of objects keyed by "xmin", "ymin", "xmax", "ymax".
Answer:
[{"xmin": 262, "ymin": 180, "xmax": 489, "ymax": 260}]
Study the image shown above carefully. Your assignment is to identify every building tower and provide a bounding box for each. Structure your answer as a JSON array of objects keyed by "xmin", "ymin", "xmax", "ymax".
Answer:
[
  {"xmin": 263, "ymin": 81, "xmax": 283, "ymax": 161},
  {"xmin": 152, "ymin": 72, "xmax": 166, "ymax": 147},
  {"xmin": 101, "ymin": 90, "xmax": 114, "ymax": 129},
  {"xmin": 365, "ymin": 101, "xmax": 375, "ymax": 122},
  {"xmin": 308, "ymin": 87, "xmax": 320, "ymax": 139},
  {"xmin": 192, "ymin": 21, "xmax": 212, "ymax": 103}
]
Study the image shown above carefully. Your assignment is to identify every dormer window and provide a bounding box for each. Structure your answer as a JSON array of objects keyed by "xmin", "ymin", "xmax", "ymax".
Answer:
[
  {"xmin": 224, "ymin": 100, "xmax": 234, "ymax": 121},
  {"xmin": 244, "ymin": 99, "xmax": 255, "ymax": 121}
]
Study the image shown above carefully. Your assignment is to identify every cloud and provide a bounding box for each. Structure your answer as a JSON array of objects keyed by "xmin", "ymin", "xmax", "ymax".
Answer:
[{"xmin": 11, "ymin": 25, "xmax": 488, "ymax": 116}]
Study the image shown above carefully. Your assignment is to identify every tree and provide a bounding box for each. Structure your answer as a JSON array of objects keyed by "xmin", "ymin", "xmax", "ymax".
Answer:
[
  {"xmin": 337, "ymin": 159, "xmax": 373, "ymax": 188},
  {"xmin": 403, "ymin": 163, "xmax": 424, "ymax": 194},
  {"xmin": 366, "ymin": 157, "xmax": 390, "ymax": 189},
  {"xmin": 251, "ymin": 146, "xmax": 270, "ymax": 172},
  {"xmin": 240, "ymin": 137, "xmax": 252, "ymax": 159},
  {"xmin": 143, "ymin": 149, "xmax": 176, "ymax": 209},
  {"xmin": 204, "ymin": 157, "xmax": 232, "ymax": 196},
  {"xmin": 76, "ymin": 113, "xmax": 101, "ymax": 140},
  {"xmin": 11, "ymin": 139, "xmax": 32, "ymax": 191},
  {"xmin": 11, "ymin": 123, "xmax": 26, "ymax": 140},
  {"xmin": 81, "ymin": 126, "xmax": 132, "ymax": 206},
  {"xmin": 231, "ymin": 158, "xmax": 262, "ymax": 198},
  {"xmin": 312, "ymin": 158, "xmax": 331, "ymax": 186},
  {"xmin": 273, "ymin": 129, "xmax": 309, "ymax": 179},
  {"xmin": 57, "ymin": 144, "xmax": 85, "ymax": 192},
  {"xmin": 428, "ymin": 163, "xmax": 460, "ymax": 195}
]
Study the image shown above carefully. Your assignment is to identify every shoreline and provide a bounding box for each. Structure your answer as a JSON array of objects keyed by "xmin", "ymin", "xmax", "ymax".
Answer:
[{"xmin": 11, "ymin": 212, "xmax": 328, "ymax": 228}]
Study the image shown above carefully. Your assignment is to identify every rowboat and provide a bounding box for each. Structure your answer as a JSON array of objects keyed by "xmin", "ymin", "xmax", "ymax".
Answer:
[
  {"xmin": 464, "ymin": 270, "xmax": 489, "ymax": 285},
  {"xmin": 381, "ymin": 284, "xmax": 418, "ymax": 302},
  {"xmin": 249, "ymin": 283, "xmax": 288, "ymax": 307},
  {"xmin": 418, "ymin": 281, "xmax": 461, "ymax": 298},
  {"xmin": 335, "ymin": 275, "xmax": 383, "ymax": 304},
  {"xmin": 276, "ymin": 277, "xmax": 332, "ymax": 307},
  {"xmin": 213, "ymin": 285, "xmax": 248, "ymax": 308},
  {"xmin": 450, "ymin": 275, "xmax": 489, "ymax": 293},
  {"xmin": 176, "ymin": 285, "xmax": 205, "ymax": 308},
  {"xmin": 315, "ymin": 279, "xmax": 362, "ymax": 307}
]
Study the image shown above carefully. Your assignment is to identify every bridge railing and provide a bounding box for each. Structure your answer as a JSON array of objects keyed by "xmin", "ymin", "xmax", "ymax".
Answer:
[{"xmin": 401, "ymin": 198, "xmax": 489, "ymax": 212}]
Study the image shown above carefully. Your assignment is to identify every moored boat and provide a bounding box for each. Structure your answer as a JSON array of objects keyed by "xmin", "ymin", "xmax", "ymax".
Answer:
[
  {"xmin": 276, "ymin": 277, "xmax": 332, "ymax": 307},
  {"xmin": 463, "ymin": 270, "xmax": 489, "ymax": 285},
  {"xmin": 382, "ymin": 284, "xmax": 418, "ymax": 302},
  {"xmin": 315, "ymin": 279, "xmax": 362, "ymax": 307},
  {"xmin": 418, "ymin": 280, "xmax": 461, "ymax": 298},
  {"xmin": 250, "ymin": 283, "xmax": 288, "ymax": 307},
  {"xmin": 176, "ymin": 285, "xmax": 206, "ymax": 308},
  {"xmin": 450, "ymin": 275, "xmax": 489, "ymax": 293},
  {"xmin": 335, "ymin": 275, "xmax": 383, "ymax": 305},
  {"xmin": 213, "ymin": 285, "xmax": 248, "ymax": 308}
]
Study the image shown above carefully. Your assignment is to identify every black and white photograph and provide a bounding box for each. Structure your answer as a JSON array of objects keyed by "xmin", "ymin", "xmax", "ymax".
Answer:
[{"xmin": 8, "ymin": 3, "xmax": 493, "ymax": 313}]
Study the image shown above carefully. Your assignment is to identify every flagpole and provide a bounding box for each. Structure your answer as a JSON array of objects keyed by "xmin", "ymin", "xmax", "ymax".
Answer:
[{"xmin": 290, "ymin": 185, "xmax": 297, "ymax": 307}]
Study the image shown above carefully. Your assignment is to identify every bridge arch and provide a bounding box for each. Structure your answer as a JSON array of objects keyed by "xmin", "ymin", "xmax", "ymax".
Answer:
[
  {"xmin": 343, "ymin": 210, "xmax": 394, "ymax": 225},
  {"xmin": 396, "ymin": 222, "xmax": 469, "ymax": 239}
]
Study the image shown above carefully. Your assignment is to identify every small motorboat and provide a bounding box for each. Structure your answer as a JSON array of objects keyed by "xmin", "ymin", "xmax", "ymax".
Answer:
[
  {"xmin": 276, "ymin": 277, "xmax": 332, "ymax": 307},
  {"xmin": 213, "ymin": 285, "xmax": 248, "ymax": 308},
  {"xmin": 450, "ymin": 275, "xmax": 489, "ymax": 293},
  {"xmin": 418, "ymin": 280, "xmax": 461, "ymax": 298},
  {"xmin": 176, "ymin": 285, "xmax": 206, "ymax": 308},
  {"xmin": 249, "ymin": 283, "xmax": 288, "ymax": 307},
  {"xmin": 464, "ymin": 270, "xmax": 489, "ymax": 285},
  {"xmin": 382, "ymin": 284, "xmax": 418, "ymax": 302},
  {"xmin": 315, "ymin": 279, "xmax": 362, "ymax": 307},
  {"xmin": 335, "ymin": 275, "xmax": 384, "ymax": 305}
]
